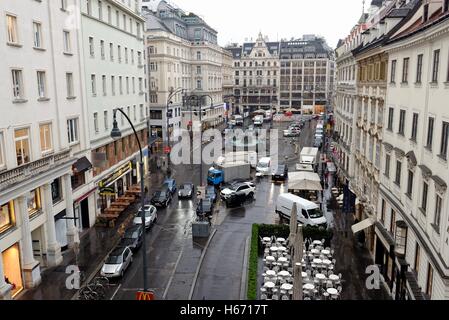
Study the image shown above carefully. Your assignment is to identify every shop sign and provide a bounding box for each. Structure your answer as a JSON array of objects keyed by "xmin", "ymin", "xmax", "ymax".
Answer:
[
  {"xmin": 99, "ymin": 186, "xmax": 115, "ymax": 196},
  {"xmin": 136, "ymin": 291, "xmax": 154, "ymax": 300},
  {"xmin": 99, "ymin": 162, "xmax": 132, "ymax": 189}
]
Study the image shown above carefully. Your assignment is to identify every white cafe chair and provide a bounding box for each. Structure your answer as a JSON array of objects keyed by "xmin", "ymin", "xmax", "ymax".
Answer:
[
  {"xmin": 281, "ymin": 295, "xmax": 289, "ymax": 300},
  {"xmin": 260, "ymin": 293, "xmax": 268, "ymax": 300},
  {"xmin": 272, "ymin": 294, "xmax": 279, "ymax": 300}
]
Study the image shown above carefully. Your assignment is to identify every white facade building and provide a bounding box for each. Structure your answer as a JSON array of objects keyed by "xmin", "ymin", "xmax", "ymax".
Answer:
[
  {"xmin": 379, "ymin": 0, "xmax": 449, "ymax": 300},
  {"xmin": 0, "ymin": 0, "xmax": 88, "ymax": 299},
  {"xmin": 81, "ymin": 0, "xmax": 149, "ymax": 217}
]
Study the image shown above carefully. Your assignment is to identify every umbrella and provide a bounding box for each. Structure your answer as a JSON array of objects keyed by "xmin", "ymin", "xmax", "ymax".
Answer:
[
  {"xmin": 278, "ymin": 270, "xmax": 291, "ymax": 277},
  {"xmin": 264, "ymin": 281, "xmax": 275, "ymax": 289},
  {"xmin": 288, "ymin": 171, "xmax": 323, "ymax": 191}
]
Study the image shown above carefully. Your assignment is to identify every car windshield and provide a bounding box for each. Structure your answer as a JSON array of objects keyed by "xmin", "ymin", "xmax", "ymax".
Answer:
[
  {"xmin": 258, "ymin": 162, "xmax": 269, "ymax": 168},
  {"xmin": 308, "ymin": 208, "xmax": 323, "ymax": 219},
  {"xmin": 180, "ymin": 184, "xmax": 191, "ymax": 191},
  {"xmin": 124, "ymin": 230, "xmax": 139, "ymax": 238},
  {"xmin": 106, "ymin": 255, "xmax": 122, "ymax": 264},
  {"xmin": 154, "ymin": 191, "xmax": 166, "ymax": 198}
]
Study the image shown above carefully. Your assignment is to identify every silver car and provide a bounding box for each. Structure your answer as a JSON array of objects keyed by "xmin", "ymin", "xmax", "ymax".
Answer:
[
  {"xmin": 100, "ymin": 247, "xmax": 133, "ymax": 278},
  {"xmin": 133, "ymin": 205, "xmax": 157, "ymax": 229}
]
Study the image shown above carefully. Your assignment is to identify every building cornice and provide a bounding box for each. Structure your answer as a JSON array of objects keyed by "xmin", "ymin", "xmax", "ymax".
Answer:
[{"xmin": 107, "ymin": 0, "xmax": 145, "ymax": 22}]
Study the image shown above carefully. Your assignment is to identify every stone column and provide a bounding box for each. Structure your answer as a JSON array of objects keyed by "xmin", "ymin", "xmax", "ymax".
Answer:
[
  {"xmin": 0, "ymin": 252, "xmax": 13, "ymax": 300},
  {"xmin": 64, "ymin": 174, "xmax": 79, "ymax": 247},
  {"xmin": 18, "ymin": 196, "xmax": 42, "ymax": 288},
  {"xmin": 42, "ymin": 183, "xmax": 63, "ymax": 267}
]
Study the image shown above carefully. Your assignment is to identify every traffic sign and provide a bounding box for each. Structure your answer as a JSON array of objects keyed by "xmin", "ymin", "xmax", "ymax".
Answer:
[
  {"xmin": 164, "ymin": 146, "xmax": 171, "ymax": 154},
  {"xmin": 136, "ymin": 291, "xmax": 155, "ymax": 300}
]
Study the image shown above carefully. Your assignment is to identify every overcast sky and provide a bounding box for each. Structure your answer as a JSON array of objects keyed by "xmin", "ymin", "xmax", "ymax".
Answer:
[{"xmin": 173, "ymin": 0, "xmax": 366, "ymax": 48}]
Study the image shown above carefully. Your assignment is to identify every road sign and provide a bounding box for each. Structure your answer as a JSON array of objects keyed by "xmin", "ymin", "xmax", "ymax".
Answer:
[
  {"xmin": 164, "ymin": 146, "xmax": 171, "ymax": 154},
  {"xmin": 136, "ymin": 291, "xmax": 155, "ymax": 300}
]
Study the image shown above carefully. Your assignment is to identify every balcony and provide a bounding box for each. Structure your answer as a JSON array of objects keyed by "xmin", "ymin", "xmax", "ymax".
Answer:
[{"xmin": 0, "ymin": 149, "xmax": 72, "ymax": 193}]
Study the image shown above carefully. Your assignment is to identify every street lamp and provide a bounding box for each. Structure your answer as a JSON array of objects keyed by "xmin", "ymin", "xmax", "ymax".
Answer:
[
  {"xmin": 166, "ymin": 87, "xmax": 185, "ymax": 175},
  {"xmin": 111, "ymin": 109, "xmax": 149, "ymax": 292}
]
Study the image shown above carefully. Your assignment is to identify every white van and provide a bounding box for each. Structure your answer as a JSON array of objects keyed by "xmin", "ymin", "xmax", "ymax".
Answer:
[
  {"xmin": 256, "ymin": 157, "xmax": 271, "ymax": 175},
  {"xmin": 275, "ymin": 193, "xmax": 327, "ymax": 227},
  {"xmin": 254, "ymin": 115, "xmax": 264, "ymax": 126}
]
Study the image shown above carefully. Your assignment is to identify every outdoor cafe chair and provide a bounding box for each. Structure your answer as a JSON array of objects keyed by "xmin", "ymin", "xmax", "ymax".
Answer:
[
  {"xmin": 260, "ymin": 294, "xmax": 268, "ymax": 300},
  {"xmin": 272, "ymin": 294, "xmax": 279, "ymax": 300},
  {"xmin": 282, "ymin": 295, "xmax": 289, "ymax": 301}
]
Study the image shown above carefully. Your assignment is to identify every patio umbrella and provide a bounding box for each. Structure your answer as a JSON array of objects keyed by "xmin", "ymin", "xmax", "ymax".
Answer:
[{"xmin": 293, "ymin": 225, "xmax": 304, "ymax": 300}]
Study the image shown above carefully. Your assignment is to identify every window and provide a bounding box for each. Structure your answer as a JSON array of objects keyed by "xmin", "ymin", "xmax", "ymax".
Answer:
[
  {"xmin": 398, "ymin": 110, "xmax": 406, "ymax": 135},
  {"xmin": 421, "ymin": 181, "xmax": 428, "ymax": 213},
  {"xmin": 118, "ymin": 45, "xmax": 121, "ymax": 62},
  {"xmin": 107, "ymin": 5, "xmax": 112, "ymax": 23},
  {"xmin": 123, "ymin": 14, "xmax": 127, "ymax": 31},
  {"xmin": 39, "ymin": 123, "xmax": 52, "ymax": 154},
  {"xmin": 0, "ymin": 132, "xmax": 4, "ymax": 168},
  {"xmin": 140, "ymin": 104, "xmax": 144, "ymax": 120},
  {"xmin": 61, "ymin": 0, "xmax": 68, "ymax": 10},
  {"xmin": 426, "ymin": 117, "xmax": 434, "ymax": 149},
  {"xmin": 423, "ymin": 3, "xmax": 429, "ymax": 22},
  {"xmin": 63, "ymin": 31, "xmax": 71, "ymax": 53},
  {"xmin": 116, "ymin": 10, "xmax": 119, "ymax": 27},
  {"xmin": 126, "ymin": 77, "xmax": 129, "ymax": 94},
  {"xmin": 444, "ymin": 0, "xmax": 449, "ymax": 12},
  {"xmin": 402, "ymin": 58, "xmax": 409, "ymax": 83},
  {"xmin": 100, "ymin": 40, "xmax": 105, "ymax": 59},
  {"xmin": 89, "ymin": 37, "xmax": 94, "ymax": 57},
  {"xmin": 90, "ymin": 74, "xmax": 96, "ymax": 95},
  {"xmin": 93, "ymin": 112, "xmax": 99, "ymax": 133},
  {"xmin": 385, "ymin": 154, "xmax": 391, "ymax": 178},
  {"xmin": 426, "ymin": 264, "xmax": 433, "ymax": 298},
  {"xmin": 406, "ymin": 169, "xmax": 414, "ymax": 197},
  {"xmin": 104, "ymin": 110, "xmax": 108, "ymax": 130},
  {"xmin": 71, "ymin": 171, "xmax": 85, "ymax": 190},
  {"xmin": 51, "ymin": 178, "xmax": 62, "ymax": 204},
  {"xmin": 11, "ymin": 69, "xmax": 24, "ymax": 99},
  {"xmin": 432, "ymin": 49, "xmax": 440, "ymax": 82},
  {"xmin": 109, "ymin": 42, "xmax": 113, "ymax": 61},
  {"xmin": 434, "ymin": 195, "xmax": 443, "ymax": 232},
  {"xmin": 411, "ymin": 113, "xmax": 419, "ymax": 141},
  {"xmin": 0, "ymin": 201, "xmax": 15, "ymax": 234},
  {"xmin": 6, "ymin": 14, "xmax": 18, "ymax": 44},
  {"xmin": 33, "ymin": 22, "xmax": 43, "ymax": 48},
  {"xmin": 132, "ymin": 77, "xmax": 135, "ymax": 94},
  {"xmin": 15, "ymin": 128, "xmax": 31, "ymax": 166},
  {"xmin": 380, "ymin": 199, "xmax": 386, "ymax": 223},
  {"xmin": 119, "ymin": 76, "xmax": 123, "ymax": 94},
  {"xmin": 439, "ymin": 121, "xmax": 449, "ymax": 159},
  {"xmin": 390, "ymin": 209, "xmax": 396, "ymax": 235},
  {"xmin": 27, "ymin": 188, "xmax": 41, "ymax": 216},
  {"xmin": 138, "ymin": 78, "xmax": 143, "ymax": 93},
  {"xmin": 133, "ymin": 105, "xmax": 136, "ymax": 121},
  {"xmin": 138, "ymin": 51, "xmax": 142, "ymax": 65},
  {"xmin": 101, "ymin": 75, "xmax": 107, "ymax": 96},
  {"xmin": 390, "ymin": 60, "xmax": 397, "ymax": 83},
  {"xmin": 197, "ymin": 51, "xmax": 201, "ymax": 60},
  {"xmin": 66, "ymin": 73, "xmax": 74, "ymax": 97},
  {"xmin": 387, "ymin": 107, "xmax": 394, "ymax": 131},
  {"xmin": 197, "ymin": 66, "xmax": 201, "ymax": 74},
  {"xmin": 416, "ymin": 54, "xmax": 423, "ymax": 83},
  {"xmin": 86, "ymin": 0, "xmax": 92, "ymax": 15},
  {"xmin": 414, "ymin": 243, "xmax": 420, "ymax": 274},
  {"xmin": 111, "ymin": 76, "xmax": 115, "ymax": 95},
  {"xmin": 395, "ymin": 160, "xmax": 402, "ymax": 185},
  {"xmin": 67, "ymin": 118, "xmax": 79, "ymax": 144},
  {"xmin": 37, "ymin": 71, "xmax": 47, "ymax": 99},
  {"xmin": 98, "ymin": 0, "xmax": 103, "ymax": 20},
  {"xmin": 125, "ymin": 47, "xmax": 128, "ymax": 63},
  {"xmin": 131, "ymin": 49, "xmax": 134, "ymax": 64}
]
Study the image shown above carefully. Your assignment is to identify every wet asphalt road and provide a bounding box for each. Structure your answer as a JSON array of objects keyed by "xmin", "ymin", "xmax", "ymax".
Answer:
[{"xmin": 102, "ymin": 119, "xmax": 317, "ymax": 300}]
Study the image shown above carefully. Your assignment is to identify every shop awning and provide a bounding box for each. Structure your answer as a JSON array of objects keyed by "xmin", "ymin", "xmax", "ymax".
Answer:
[
  {"xmin": 351, "ymin": 217, "xmax": 375, "ymax": 234},
  {"xmin": 288, "ymin": 171, "xmax": 322, "ymax": 191},
  {"xmin": 73, "ymin": 156, "xmax": 92, "ymax": 173}
]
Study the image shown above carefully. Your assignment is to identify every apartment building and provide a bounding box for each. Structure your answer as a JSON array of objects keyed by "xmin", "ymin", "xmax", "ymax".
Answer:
[
  {"xmin": 0, "ymin": 0, "xmax": 88, "ymax": 299},
  {"xmin": 81, "ymin": 0, "xmax": 149, "ymax": 216},
  {"xmin": 379, "ymin": 0, "xmax": 449, "ymax": 300},
  {"xmin": 143, "ymin": 0, "xmax": 229, "ymax": 145}
]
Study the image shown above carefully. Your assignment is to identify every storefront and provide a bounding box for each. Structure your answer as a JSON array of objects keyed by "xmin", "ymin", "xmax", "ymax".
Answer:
[
  {"xmin": 97, "ymin": 161, "xmax": 133, "ymax": 212},
  {"xmin": 2, "ymin": 244, "xmax": 24, "ymax": 298}
]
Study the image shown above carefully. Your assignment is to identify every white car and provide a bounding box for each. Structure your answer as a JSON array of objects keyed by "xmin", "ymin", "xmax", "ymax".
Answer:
[
  {"xmin": 220, "ymin": 182, "xmax": 256, "ymax": 200},
  {"xmin": 100, "ymin": 246, "xmax": 133, "ymax": 278},
  {"xmin": 256, "ymin": 157, "xmax": 271, "ymax": 175},
  {"xmin": 133, "ymin": 205, "xmax": 157, "ymax": 229}
]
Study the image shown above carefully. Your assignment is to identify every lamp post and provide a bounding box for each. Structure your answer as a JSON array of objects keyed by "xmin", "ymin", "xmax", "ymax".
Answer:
[
  {"xmin": 166, "ymin": 87, "xmax": 185, "ymax": 175},
  {"xmin": 111, "ymin": 108, "xmax": 148, "ymax": 292}
]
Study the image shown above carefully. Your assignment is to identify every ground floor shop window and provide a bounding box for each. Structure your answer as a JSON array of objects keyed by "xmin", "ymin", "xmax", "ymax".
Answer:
[
  {"xmin": 27, "ymin": 188, "xmax": 41, "ymax": 216},
  {"xmin": 2, "ymin": 244, "xmax": 24, "ymax": 298},
  {"xmin": 0, "ymin": 201, "xmax": 15, "ymax": 234}
]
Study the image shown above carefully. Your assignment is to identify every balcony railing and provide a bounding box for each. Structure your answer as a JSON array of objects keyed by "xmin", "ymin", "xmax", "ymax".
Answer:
[{"xmin": 0, "ymin": 149, "xmax": 72, "ymax": 192}]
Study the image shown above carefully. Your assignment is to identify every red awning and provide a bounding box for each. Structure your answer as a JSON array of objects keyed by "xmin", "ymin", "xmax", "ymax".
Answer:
[{"xmin": 75, "ymin": 187, "xmax": 97, "ymax": 203}]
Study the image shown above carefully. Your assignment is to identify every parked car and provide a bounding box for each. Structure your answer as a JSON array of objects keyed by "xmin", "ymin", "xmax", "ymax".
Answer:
[
  {"xmin": 163, "ymin": 179, "xmax": 177, "ymax": 195},
  {"xmin": 150, "ymin": 190, "xmax": 172, "ymax": 207},
  {"xmin": 118, "ymin": 225, "xmax": 143, "ymax": 252},
  {"xmin": 133, "ymin": 205, "xmax": 157, "ymax": 229},
  {"xmin": 224, "ymin": 192, "xmax": 249, "ymax": 208},
  {"xmin": 178, "ymin": 183, "xmax": 195, "ymax": 199},
  {"xmin": 220, "ymin": 181, "xmax": 256, "ymax": 200},
  {"xmin": 283, "ymin": 128, "xmax": 301, "ymax": 137},
  {"xmin": 271, "ymin": 164, "xmax": 288, "ymax": 181},
  {"xmin": 196, "ymin": 198, "xmax": 214, "ymax": 216},
  {"xmin": 100, "ymin": 246, "xmax": 133, "ymax": 278},
  {"xmin": 205, "ymin": 185, "xmax": 217, "ymax": 203}
]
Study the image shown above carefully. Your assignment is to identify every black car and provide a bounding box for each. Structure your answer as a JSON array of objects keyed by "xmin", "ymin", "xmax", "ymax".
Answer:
[
  {"xmin": 271, "ymin": 164, "xmax": 288, "ymax": 181},
  {"xmin": 196, "ymin": 198, "xmax": 214, "ymax": 216},
  {"xmin": 119, "ymin": 225, "xmax": 143, "ymax": 252},
  {"xmin": 178, "ymin": 183, "xmax": 195, "ymax": 199},
  {"xmin": 150, "ymin": 190, "xmax": 172, "ymax": 207},
  {"xmin": 224, "ymin": 192, "xmax": 249, "ymax": 208},
  {"xmin": 205, "ymin": 185, "xmax": 217, "ymax": 203}
]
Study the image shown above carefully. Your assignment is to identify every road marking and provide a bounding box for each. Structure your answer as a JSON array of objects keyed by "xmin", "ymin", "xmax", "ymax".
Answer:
[
  {"xmin": 110, "ymin": 283, "xmax": 122, "ymax": 300},
  {"xmin": 162, "ymin": 245, "xmax": 185, "ymax": 300}
]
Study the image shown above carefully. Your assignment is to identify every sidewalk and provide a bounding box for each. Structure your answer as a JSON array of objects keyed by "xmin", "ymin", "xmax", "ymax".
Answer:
[{"xmin": 17, "ymin": 173, "xmax": 158, "ymax": 300}]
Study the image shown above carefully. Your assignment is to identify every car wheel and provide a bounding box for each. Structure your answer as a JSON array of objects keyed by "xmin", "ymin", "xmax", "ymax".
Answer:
[{"xmin": 120, "ymin": 270, "xmax": 124, "ymax": 278}]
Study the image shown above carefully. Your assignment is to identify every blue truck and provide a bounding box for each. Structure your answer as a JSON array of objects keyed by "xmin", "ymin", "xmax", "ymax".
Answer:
[{"xmin": 207, "ymin": 162, "xmax": 251, "ymax": 186}]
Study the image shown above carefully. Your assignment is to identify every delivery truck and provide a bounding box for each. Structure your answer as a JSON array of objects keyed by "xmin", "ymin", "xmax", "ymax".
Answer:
[
  {"xmin": 207, "ymin": 161, "xmax": 251, "ymax": 186},
  {"xmin": 214, "ymin": 151, "xmax": 258, "ymax": 168},
  {"xmin": 299, "ymin": 147, "xmax": 319, "ymax": 172}
]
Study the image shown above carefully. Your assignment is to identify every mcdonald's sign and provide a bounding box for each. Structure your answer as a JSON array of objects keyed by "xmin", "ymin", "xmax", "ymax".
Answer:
[{"xmin": 136, "ymin": 291, "xmax": 155, "ymax": 300}]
